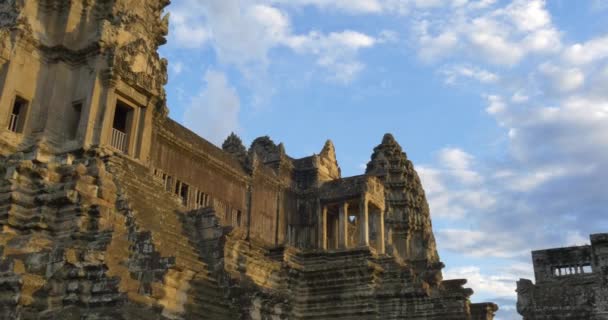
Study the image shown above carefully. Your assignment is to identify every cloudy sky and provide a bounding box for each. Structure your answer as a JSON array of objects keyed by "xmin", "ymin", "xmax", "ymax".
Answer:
[{"xmin": 159, "ymin": 1, "xmax": 608, "ymax": 319}]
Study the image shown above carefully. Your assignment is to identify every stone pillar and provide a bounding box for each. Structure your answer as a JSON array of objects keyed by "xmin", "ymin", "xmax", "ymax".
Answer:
[
  {"xmin": 322, "ymin": 205, "xmax": 328, "ymax": 250},
  {"xmin": 99, "ymin": 88, "xmax": 117, "ymax": 147},
  {"xmin": 127, "ymin": 105, "xmax": 140, "ymax": 156},
  {"xmin": 379, "ymin": 207, "xmax": 385, "ymax": 254},
  {"xmin": 360, "ymin": 196, "xmax": 369, "ymax": 247},
  {"xmin": 339, "ymin": 202, "xmax": 349, "ymax": 249}
]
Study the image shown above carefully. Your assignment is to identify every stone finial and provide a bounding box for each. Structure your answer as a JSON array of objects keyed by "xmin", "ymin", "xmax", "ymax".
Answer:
[
  {"xmin": 382, "ymin": 133, "xmax": 396, "ymax": 145},
  {"xmin": 320, "ymin": 140, "xmax": 336, "ymax": 159},
  {"xmin": 317, "ymin": 139, "xmax": 340, "ymax": 179},
  {"xmin": 249, "ymin": 136, "xmax": 281, "ymax": 162},
  {"xmin": 366, "ymin": 133, "xmax": 405, "ymax": 174},
  {"xmin": 222, "ymin": 132, "xmax": 246, "ymax": 157}
]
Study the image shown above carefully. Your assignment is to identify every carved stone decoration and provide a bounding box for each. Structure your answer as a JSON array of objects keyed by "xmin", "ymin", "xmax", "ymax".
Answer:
[
  {"xmin": 38, "ymin": 0, "xmax": 73, "ymax": 12},
  {"xmin": 112, "ymin": 38, "xmax": 168, "ymax": 95},
  {"xmin": 249, "ymin": 136, "xmax": 282, "ymax": 164},
  {"xmin": 223, "ymin": 132, "xmax": 247, "ymax": 158},
  {"xmin": 0, "ymin": 29, "xmax": 10, "ymax": 60},
  {"xmin": 318, "ymin": 140, "xmax": 341, "ymax": 179},
  {"xmin": 0, "ymin": 0, "xmax": 19, "ymax": 29}
]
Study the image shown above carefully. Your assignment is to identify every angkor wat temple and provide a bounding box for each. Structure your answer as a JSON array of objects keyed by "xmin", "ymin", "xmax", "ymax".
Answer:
[{"xmin": 0, "ymin": 0, "xmax": 497, "ymax": 319}]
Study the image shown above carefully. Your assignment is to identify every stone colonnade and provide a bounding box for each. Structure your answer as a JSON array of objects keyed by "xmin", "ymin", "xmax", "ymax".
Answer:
[{"xmin": 320, "ymin": 195, "xmax": 385, "ymax": 254}]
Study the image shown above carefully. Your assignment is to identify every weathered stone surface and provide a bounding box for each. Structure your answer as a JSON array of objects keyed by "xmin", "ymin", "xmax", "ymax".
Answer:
[
  {"xmin": 517, "ymin": 233, "xmax": 608, "ymax": 319},
  {"xmin": 0, "ymin": 0, "xmax": 497, "ymax": 319}
]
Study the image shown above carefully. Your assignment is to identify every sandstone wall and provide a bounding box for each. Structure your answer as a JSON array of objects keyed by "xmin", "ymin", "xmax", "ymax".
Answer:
[{"xmin": 517, "ymin": 234, "xmax": 608, "ymax": 319}]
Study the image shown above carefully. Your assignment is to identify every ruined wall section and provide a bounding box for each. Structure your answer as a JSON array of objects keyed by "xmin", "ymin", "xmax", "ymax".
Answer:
[{"xmin": 517, "ymin": 234, "xmax": 608, "ymax": 319}]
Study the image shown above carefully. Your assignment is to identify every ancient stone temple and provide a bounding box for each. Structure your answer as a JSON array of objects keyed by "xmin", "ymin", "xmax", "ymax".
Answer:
[
  {"xmin": 0, "ymin": 0, "xmax": 497, "ymax": 319},
  {"xmin": 517, "ymin": 233, "xmax": 608, "ymax": 319}
]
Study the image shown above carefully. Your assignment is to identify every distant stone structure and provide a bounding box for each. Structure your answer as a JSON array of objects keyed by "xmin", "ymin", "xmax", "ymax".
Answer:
[
  {"xmin": 517, "ymin": 233, "xmax": 608, "ymax": 319},
  {"xmin": 0, "ymin": 0, "xmax": 497, "ymax": 319}
]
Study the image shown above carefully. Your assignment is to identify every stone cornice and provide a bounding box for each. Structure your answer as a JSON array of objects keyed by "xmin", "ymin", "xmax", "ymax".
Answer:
[{"xmin": 39, "ymin": 42, "xmax": 101, "ymax": 65}]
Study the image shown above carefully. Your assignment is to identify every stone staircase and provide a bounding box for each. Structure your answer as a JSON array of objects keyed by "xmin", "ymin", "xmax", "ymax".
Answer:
[
  {"xmin": 107, "ymin": 154, "xmax": 236, "ymax": 319},
  {"xmin": 284, "ymin": 248, "xmax": 378, "ymax": 319}
]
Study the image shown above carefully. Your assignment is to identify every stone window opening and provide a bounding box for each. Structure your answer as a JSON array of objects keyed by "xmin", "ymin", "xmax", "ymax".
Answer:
[
  {"xmin": 347, "ymin": 209, "xmax": 360, "ymax": 248},
  {"xmin": 68, "ymin": 101, "xmax": 83, "ymax": 140},
  {"xmin": 552, "ymin": 264, "xmax": 593, "ymax": 277},
  {"xmin": 164, "ymin": 175, "xmax": 173, "ymax": 192},
  {"xmin": 111, "ymin": 100, "xmax": 133, "ymax": 153},
  {"xmin": 175, "ymin": 180, "xmax": 189, "ymax": 206},
  {"xmin": 195, "ymin": 190, "xmax": 209, "ymax": 208},
  {"xmin": 324, "ymin": 207, "xmax": 339, "ymax": 250},
  {"xmin": 236, "ymin": 210, "xmax": 242, "ymax": 227},
  {"xmin": 8, "ymin": 96, "xmax": 28, "ymax": 133}
]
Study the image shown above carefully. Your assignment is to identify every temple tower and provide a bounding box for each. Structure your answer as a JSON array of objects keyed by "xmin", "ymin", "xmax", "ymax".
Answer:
[
  {"xmin": 366, "ymin": 134, "xmax": 443, "ymax": 281},
  {"xmin": 0, "ymin": 0, "xmax": 169, "ymax": 161}
]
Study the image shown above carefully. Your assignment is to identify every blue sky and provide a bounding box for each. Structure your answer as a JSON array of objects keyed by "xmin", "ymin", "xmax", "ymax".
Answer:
[{"xmin": 159, "ymin": 1, "xmax": 608, "ymax": 319}]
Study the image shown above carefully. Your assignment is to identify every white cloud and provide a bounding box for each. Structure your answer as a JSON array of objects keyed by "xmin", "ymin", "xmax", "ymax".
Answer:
[
  {"xmin": 468, "ymin": 0, "xmax": 498, "ymax": 10},
  {"xmin": 167, "ymin": 0, "xmax": 379, "ymax": 84},
  {"xmin": 415, "ymin": 20, "xmax": 459, "ymax": 62},
  {"xmin": 170, "ymin": 10, "xmax": 210, "ymax": 48},
  {"xmin": 425, "ymin": 91, "xmax": 608, "ymax": 258},
  {"xmin": 592, "ymin": 0, "xmax": 608, "ymax": 11},
  {"xmin": 502, "ymin": 0, "xmax": 550, "ymax": 32},
  {"xmin": 418, "ymin": 149, "xmax": 493, "ymax": 220},
  {"xmin": 506, "ymin": 165, "xmax": 570, "ymax": 191},
  {"xmin": 539, "ymin": 63, "xmax": 585, "ymax": 93},
  {"xmin": 522, "ymin": 27, "xmax": 561, "ymax": 53},
  {"xmin": 468, "ymin": 27, "xmax": 525, "ymax": 66},
  {"xmin": 511, "ymin": 91, "xmax": 529, "ymax": 103},
  {"xmin": 418, "ymin": 166, "xmax": 445, "ymax": 194},
  {"xmin": 565, "ymin": 231, "xmax": 589, "ymax": 246},
  {"xmin": 437, "ymin": 229, "xmax": 529, "ymax": 258},
  {"xmin": 485, "ymin": 95, "xmax": 507, "ymax": 115},
  {"xmin": 412, "ymin": 0, "xmax": 560, "ymax": 66},
  {"xmin": 442, "ymin": 65, "xmax": 499, "ymax": 84},
  {"xmin": 271, "ymin": 0, "xmax": 478, "ymax": 15},
  {"xmin": 171, "ymin": 61, "xmax": 184, "ymax": 75},
  {"xmin": 563, "ymin": 35, "xmax": 608, "ymax": 65},
  {"xmin": 271, "ymin": 0, "xmax": 383, "ymax": 14},
  {"xmin": 443, "ymin": 266, "xmax": 519, "ymax": 298},
  {"xmin": 286, "ymin": 30, "xmax": 377, "ymax": 83},
  {"xmin": 183, "ymin": 70, "xmax": 241, "ymax": 145},
  {"xmin": 439, "ymin": 147, "xmax": 473, "ymax": 169}
]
